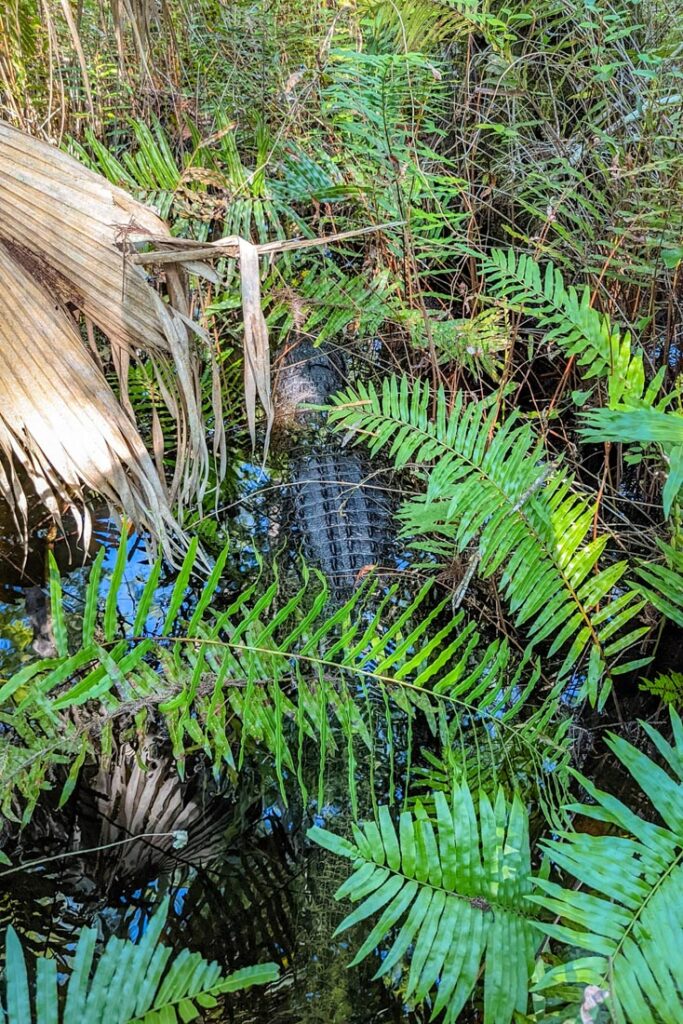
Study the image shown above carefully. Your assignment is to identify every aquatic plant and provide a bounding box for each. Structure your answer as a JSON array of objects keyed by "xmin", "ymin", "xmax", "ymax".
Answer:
[
  {"xmin": 0, "ymin": 896, "xmax": 277, "ymax": 1023},
  {"xmin": 310, "ymin": 711, "xmax": 683, "ymax": 1024}
]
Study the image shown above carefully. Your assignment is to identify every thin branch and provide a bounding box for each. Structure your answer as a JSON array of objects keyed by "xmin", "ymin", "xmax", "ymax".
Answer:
[{"xmin": 129, "ymin": 222, "xmax": 405, "ymax": 266}]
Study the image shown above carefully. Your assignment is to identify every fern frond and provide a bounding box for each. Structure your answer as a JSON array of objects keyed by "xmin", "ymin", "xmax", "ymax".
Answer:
[
  {"xmin": 265, "ymin": 262, "xmax": 398, "ymax": 345},
  {"xmin": 634, "ymin": 540, "xmax": 683, "ymax": 627},
  {"xmin": 359, "ymin": 0, "xmax": 472, "ymax": 51},
  {"xmin": 308, "ymin": 785, "xmax": 537, "ymax": 1024},
  {"xmin": 481, "ymin": 249, "xmax": 652, "ymax": 409},
  {"xmin": 357, "ymin": 0, "xmax": 513, "ymax": 53},
  {"xmin": 639, "ymin": 671, "xmax": 683, "ymax": 707},
  {"xmin": 532, "ymin": 709, "xmax": 683, "ymax": 1024},
  {"xmin": 410, "ymin": 699, "xmax": 573, "ymax": 828},
  {"xmin": 582, "ymin": 406, "xmax": 683, "ymax": 447},
  {"xmin": 0, "ymin": 536, "xmax": 566, "ymax": 819},
  {"xmin": 420, "ymin": 308, "xmax": 510, "ymax": 380},
  {"xmin": 581, "ymin": 406, "xmax": 683, "ymax": 516},
  {"xmin": 1, "ymin": 896, "xmax": 277, "ymax": 1023},
  {"xmin": 321, "ymin": 46, "xmax": 446, "ymax": 231},
  {"xmin": 73, "ymin": 115, "xmax": 302, "ymax": 250},
  {"xmin": 328, "ymin": 375, "xmax": 648, "ymax": 702},
  {"xmin": 481, "ymin": 251, "xmax": 681, "ymax": 516}
]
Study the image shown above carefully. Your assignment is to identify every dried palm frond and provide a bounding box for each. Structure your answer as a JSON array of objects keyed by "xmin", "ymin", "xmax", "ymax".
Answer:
[
  {"xmin": 130, "ymin": 223, "xmax": 400, "ymax": 455},
  {"xmin": 0, "ymin": 120, "xmax": 397, "ymax": 553},
  {"xmin": 79, "ymin": 741, "xmax": 230, "ymax": 884},
  {"xmin": 0, "ymin": 241, "xmax": 185, "ymax": 556},
  {"xmin": 0, "ymin": 119, "xmax": 216, "ymax": 555}
]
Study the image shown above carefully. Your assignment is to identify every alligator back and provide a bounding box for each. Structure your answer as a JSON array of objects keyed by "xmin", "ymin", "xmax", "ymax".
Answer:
[
  {"xmin": 290, "ymin": 448, "xmax": 390, "ymax": 593},
  {"xmin": 273, "ymin": 337, "xmax": 391, "ymax": 594},
  {"xmin": 272, "ymin": 339, "xmax": 345, "ymax": 434}
]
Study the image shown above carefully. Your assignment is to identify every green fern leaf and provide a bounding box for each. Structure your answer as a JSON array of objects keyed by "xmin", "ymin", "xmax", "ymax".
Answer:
[
  {"xmin": 640, "ymin": 671, "xmax": 683, "ymax": 707},
  {"xmin": 328, "ymin": 375, "xmax": 647, "ymax": 702},
  {"xmin": 532, "ymin": 709, "xmax": 683, "ymax": 1023},
  {"xmin": 481, "ymin": 249, "xmax": 648, "ymax": 409},
  {"xmin": 581, "ymin": 406, "xmax": 683, "ymax": 517},
  {"xmin": 309, "ymin": 785, "xmax": 536, "ymax": 1024},
  {"xmin": 1, "ymin": 898, "xmax": 278, "ymax": 1024},
  {"xmin": 634, "ymin": 541, "xmax": 683, "ymax": 627},
  {"xmin": 1, "ymin": 537, "xmax": 567, "ymax": 816}
]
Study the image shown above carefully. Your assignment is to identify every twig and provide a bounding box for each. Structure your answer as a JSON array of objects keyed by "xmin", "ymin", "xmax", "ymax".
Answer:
[
  {"xmin": 0, "ymin": 832, "xmax": 184, "ymax": 879},
  {"xmin": 129, "ymin": 222, "xmax": 405, "ymax": 266}
]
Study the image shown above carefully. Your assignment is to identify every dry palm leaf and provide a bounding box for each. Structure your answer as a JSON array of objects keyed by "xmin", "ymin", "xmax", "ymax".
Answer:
[
  {"xmin": 239, "ymin": 236, "xmax": 273, "ymax": 451},
  {"xmin": 0, "ymin": 242, "xmax": 184, "ymax": 558},
  {"xmin": 0, "ymin": 118, "xmax": 399, "ymax": 557},
  {"xmin": 0, "ymin": 119, "xmax": 217, "ymax": 555},
  {"xmin": 130, "ymin": 223, "xmax": 402, "ymax": 455}
]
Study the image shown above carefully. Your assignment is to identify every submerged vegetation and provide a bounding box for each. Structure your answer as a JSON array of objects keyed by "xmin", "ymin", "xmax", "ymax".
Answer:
[{"xmin": 0, "ymin": 0, "xmax": 682, "ymax": 1021}]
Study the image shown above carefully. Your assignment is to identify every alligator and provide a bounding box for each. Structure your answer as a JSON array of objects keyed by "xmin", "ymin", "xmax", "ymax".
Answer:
[{"xmin": 273, "ymin": 338, "xmax": 391, "ymax": 595}]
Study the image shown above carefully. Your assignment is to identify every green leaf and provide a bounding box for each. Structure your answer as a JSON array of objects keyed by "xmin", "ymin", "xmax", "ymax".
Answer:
[
  {"xmin": 163, "ymin": 537, "xmax": 199, "ymax": 634},
  {"xmin": 1, "ymin": 899, "xmax": 278, "ymax": 1024},
  {"xmin": 58, "ymin": 737, "xmax": 89, "ymax": 807},
  {"xmin": 663, "ymin": 446, "xmax": 683, "ymax": 518},
  {"xmin": 328, "ymin": 374, "xmax": 643, "ymax": 699},
  {"xmin": 218, "ymin": 963, "xmax": 280, "ymax": 992},
  {"xmin": 48, "ymin": 553, "xmax": 68, "ymax": 657},
  {"xmin": 5, "ymin": 928, "xmax": 32, "ymax": 1024},
  {"xmin": 104, "ymin": 527, "xmax": 130, "ymax": 642},
  {"xmin": 635, "ymin": 542, "xmax": 683, "ymax": 628},
  {"xmin": 481, "ymin": 249, "xmax": 648, "ymax": 408},
  {"xmin": 662, "ymin": 247, "xmax": 683, "ymax": 269},
  {"xmin": 581, "ymin": 407, "xmax": 683, "ymax": 446},
  {"xmin": 531, "ymin": 709, "xmax": 683, "ymax": 1024},
  {"xmin": 309, "ymin": 784, "xmax": 536, "ymax": 1024},
  {"xmin": 82, "ymin": 546, "xmax": 106, "ymax": 645}
]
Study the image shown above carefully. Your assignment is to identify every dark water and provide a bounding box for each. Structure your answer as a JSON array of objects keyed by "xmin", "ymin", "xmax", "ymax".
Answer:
[
  {"xmin": 0, "ymin": 496, "xmax": 409, "ymax": 1023},
  {"xmin": 1, "ymin": 752, "xmax": 401, "ymax": 1023},
  {"xmin": 1, "ymin": 473, "xmax": 674, "ymax": 1022}
]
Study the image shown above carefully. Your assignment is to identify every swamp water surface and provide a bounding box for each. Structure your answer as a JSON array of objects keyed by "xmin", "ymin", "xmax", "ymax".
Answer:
[
  {"xmin": 0, "ymin": 453, "xmax": 674, "ymax": 1023},
  {"xmin": 0, "ymin": 486, "xmax": 409, "ymax": 1023}
]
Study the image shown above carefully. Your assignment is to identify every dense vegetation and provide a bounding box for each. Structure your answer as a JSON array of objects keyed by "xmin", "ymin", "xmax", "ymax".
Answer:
[{"xmin": 1, "ymin": 0, "xmax": 682, "ymax": 1021}]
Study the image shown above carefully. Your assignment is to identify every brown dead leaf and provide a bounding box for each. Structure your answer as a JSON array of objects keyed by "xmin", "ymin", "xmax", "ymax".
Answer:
[
  {"xmin": 0, "ymin": 119, "xmax": 222, "ymax": 557},
  {"xmin": 239, "ymin": 237, "xmax": 273, "ymax": 454}
]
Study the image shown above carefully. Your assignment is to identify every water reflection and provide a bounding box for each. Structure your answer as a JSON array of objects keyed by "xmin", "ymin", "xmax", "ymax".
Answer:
[
  {"xmin": 0, "ymin": 500, "xmax": 158, "ymax": 674},
  {"xmin": 1, "ymin": 740, "xmax": 405, "ymax": 1022},
  {"xmin": 0, "ymin": 495, "xmax": 408, "ymax": 1022}
]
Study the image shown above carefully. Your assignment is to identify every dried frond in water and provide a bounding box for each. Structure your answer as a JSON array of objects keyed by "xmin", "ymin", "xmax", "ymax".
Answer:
[
  {"xmin": 0, "ymin": 119, "xmax": 220, "ymax": 556},
  {"xmin": 78, "ymin": 741, "xmax": 230, "ymax": 884}
]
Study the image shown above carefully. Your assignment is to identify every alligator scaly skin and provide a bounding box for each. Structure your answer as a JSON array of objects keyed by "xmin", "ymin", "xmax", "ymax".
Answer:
[
  {"xmin": 274, "ymin": 339, "xmax": 390, "ymax": 593},
  {"xmin": 290, "ymin": 448, "xmax": 389, "ymax": 592}
]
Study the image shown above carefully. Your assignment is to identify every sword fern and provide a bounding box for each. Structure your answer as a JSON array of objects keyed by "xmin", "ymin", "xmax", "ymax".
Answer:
[
  {"xmin": 309, "ymin": 712, "xmax": 683, "ymax": 1024},
  {"xmin": 480, "ymin": 248, "xmax": 654, "ymax": 410},
  {"xmin": 309, "ymin": 786, "xmax": 537, "ymax": 1024},
  {"xmin": 1, "ymin": 536, "xmax": 565, "ymax": 821},
  {"xmin": 327, "ymin": 375, "xmax": 648, "ymax": 703},
  {"xmin": 0, "ymin": 896, "xmax": 277, "ymax": 1023},
  {"xmin": 532, "ymin": 708, "xmax": 683, "ymax": 1024}
]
